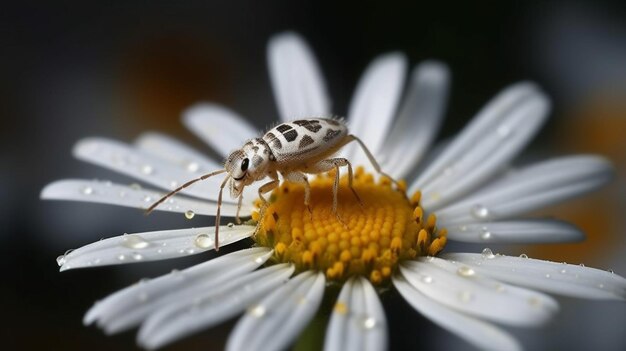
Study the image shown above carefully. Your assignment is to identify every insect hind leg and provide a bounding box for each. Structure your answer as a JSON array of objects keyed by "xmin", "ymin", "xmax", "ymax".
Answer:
[
  {"xmin": 308, "ymin": 158, "xmax": 363, "ymax": 215},
  {"xmin": 345, "ymin": 134, "xmax": 399, "ymax": 186}
]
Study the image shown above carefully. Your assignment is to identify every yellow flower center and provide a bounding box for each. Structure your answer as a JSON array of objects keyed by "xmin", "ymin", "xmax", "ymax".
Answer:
[{"xmin": 252, "ymin": 168, "xmax": 447, "ymax": 285}]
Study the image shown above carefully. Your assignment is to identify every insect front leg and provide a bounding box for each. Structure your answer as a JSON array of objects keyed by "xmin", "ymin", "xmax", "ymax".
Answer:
[
  {"xmin": 254, "ymin": 175, "xmax": 280, "ymax": 236},
  {"xmin": 282, "ymin": 171, "xmax": 312, "ymax": 215},
  {"xmin": 308, "ymin": 158, "xmax": 363, "ymax": 214}
]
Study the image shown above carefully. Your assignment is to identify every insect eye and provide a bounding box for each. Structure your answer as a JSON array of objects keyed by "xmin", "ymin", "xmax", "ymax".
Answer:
[{"xmin": 240, "ymin": 158, "xmax": 249, "ymax": 172}]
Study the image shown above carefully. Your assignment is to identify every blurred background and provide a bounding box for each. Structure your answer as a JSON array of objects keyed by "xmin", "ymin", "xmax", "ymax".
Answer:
[{"xmin": 2, "ymin": 1, "xmax": 625, "ymax": 350}]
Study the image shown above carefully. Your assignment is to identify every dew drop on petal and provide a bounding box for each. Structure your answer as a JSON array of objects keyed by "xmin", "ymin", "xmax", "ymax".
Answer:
[
  {"xmin": 141, "ymin": 165, "xmax": 154, "ymax": 175},
  {"xmin": 227, "ymin": 222, "xmax": 235, "ymax": 228},
  {"xmin": 81, "ymin": 186, "xmax": 93, "ymax": 195},
  {"xmin": 608, "ymin": 269, "xmax": 615, "ymax": 274},
  {"xmin": 254, "ymin": 256, "xmax": 264, "ymax": 264},
  {"xmin": 579, "ymin": 263, "xmax": 586, "ymax": 267},
  {"xmin": 560, "ymin": 269, "xmax": 567, "ymax": 274},
  {"xmin": 479, "ymin": 229, "xmax": 492, "ymax": 240},
  {"xmin": 457, "ymin": 266, "xmax": 476, "ymax": 277},
  {"xmin": 194, "ymin": 233, "xmax": 213, "ymax": 249},
  {"xmin": 519, "ymin": 254, "xmax": 528, "ymax": 259},
  {"xmin": 361, "ymin": 316, "xmax": 377, "ymax": 329},
  {"xmin": 121, "ymin": 234, "xmax": 150, "ymax": 249},
  {"xmin": 421, "ymin": 275, "xmax": 433, "ymax": 284},
  {"xmin": 170, "ymin": 180, "xmax": 179, "ymax": 188},
  {"xmin": 143, "ymin": 195, "xmax": 152, "ymax": 203},
  {"xmin": 471, "ymin": 204, "xmax": 490, "ymax": 219},
  {"xmin": 186, "ymin": 162, "xmax": 199, "ymax": 173},
  {"xmin": 545, "ymin": 273, "xmax": 551, "ymax": 278},
  {"xmin": 117, "ymin": 254, "xmax": 126, "ymax": 261},
  {"xmin": 598, "ymin": 283, "xmax": 605, "ymax": 289},
  {"xmin": 481, "ymin": 248, "xmax": 495, "ymax": 259},
  {"xmin": 185, "ymin": 210, "xmax": 195, "ymax": 219},
  {"xmin": 56, "ymin": 255, "xmax": 66, "ymax": 266},
  {"xmin": 132, "ymin": 252, "xmax": 143, "ymax": 261},
  {"xmin": 249, "ymin": 305, "xmax": 266, "ymax": 318}
]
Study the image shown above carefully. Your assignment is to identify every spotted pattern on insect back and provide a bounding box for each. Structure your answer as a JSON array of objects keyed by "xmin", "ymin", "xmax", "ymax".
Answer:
[
  {"xmin": 293, "ymin": 119, "xmax": 322, "ymax": 133},
  {"xmin": 323, "ymin": 129, "xmax": 341, "ymax": 142},
  {"xmin": 276, "ymin": 124, "xmax": 292, "ymax": 133},
  {"xmin": 283, "ymin": 129, "xmax": 298, "ymax": 142},
  {"xmin": 298, "ymin": 135, "xmax": 315, "ymax": 149}
]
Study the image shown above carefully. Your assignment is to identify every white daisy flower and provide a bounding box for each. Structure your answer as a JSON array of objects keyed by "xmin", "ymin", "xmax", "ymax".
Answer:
[{"xmin": 42, "ymin": 32, "xmax": 625, "ymax": 351}]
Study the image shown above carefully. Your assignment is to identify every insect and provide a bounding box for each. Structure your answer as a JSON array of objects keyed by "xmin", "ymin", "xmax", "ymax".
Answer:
[{"xmin": 147, "ymin": 118, "xmax": 396, "ymax": 250}]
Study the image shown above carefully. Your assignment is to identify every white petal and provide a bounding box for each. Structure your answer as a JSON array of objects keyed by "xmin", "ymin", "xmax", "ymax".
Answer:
[
  {"xmin": 85, "ymin": 247, "xmax": 272, "ymax": 333},
  {"xmin": 393, "ymin": 274, "xmax": 521, "ymax": 351},
  {"xmin": 267, "ymin": 31, "xmax": 330, "ymax": 121},
  {"xmin": 57, "ymin": 225, "xmax": 255, "ymax": 271},
  {"xmin": 445, "ymin": 219, "xmax": 584, "ymax": 244},
  {"xmin": 436, "ymin": 156, "xmax": 613, "ymax": 225},
  {"xmin": 380, "ymin": 61, "xmax": 450, "ymax": 179},
  {"xmin": 411, "ymin": 83, "xmax": 549, "ymax": 210},
  {"xmin": 226, "ymin": 271, "xmax": 325, "ymax": 351},
  {"xmin": 74, "ymin": 137, "xmax": 255, "ymax": 203},
  {"xmin": 182, "ymin": 103, "xmax": 258, "ymax": 158},
  {"xmin": 134, "ymin": 132, "xmax": 222, "ymax": 170},
  {"xmin": 138, "ymin": 264, "xmax": 294, "ymax": 349},
  {"xmin": 442, "ymin": 252, "xmax": 626, "ymax": 300},
  {"xmin": 41, "ymin": 179, "xmax": 248, "ymax": 216},
  {"xmin": 346, "ymin": 53, "xmax": 407, "ymax": 168},
  {"xmin": 325, "ymin": 277, "xmax": 387, "ymax": 351},
  {"xmin": 401, "ymin": 257, "xmax": 558, "ymax": 326}
]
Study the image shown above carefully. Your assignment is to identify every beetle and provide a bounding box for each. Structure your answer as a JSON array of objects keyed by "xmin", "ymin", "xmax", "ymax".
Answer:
[{"xmin": 147, "ymin": 118, "xmax": 395, "ymax": 250}]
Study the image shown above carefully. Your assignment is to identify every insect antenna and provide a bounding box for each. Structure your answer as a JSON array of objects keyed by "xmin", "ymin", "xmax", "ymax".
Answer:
[
  {"xmin": 145, "ymin": 169, "xmax": 227, "ymax": 215},
  {"xmin": 214, "ymin": 175, "xmax": 230, "ymax": 251}
]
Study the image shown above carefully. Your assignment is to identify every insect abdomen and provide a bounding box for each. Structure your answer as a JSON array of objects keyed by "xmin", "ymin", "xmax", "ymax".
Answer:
[{"xmin": 263, "ymin": 118, "xmax": 347, "ymax": 162}]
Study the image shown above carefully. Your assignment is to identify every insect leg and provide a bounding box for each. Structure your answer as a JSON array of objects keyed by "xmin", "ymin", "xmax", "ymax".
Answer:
[
  {"xmin": 235, "ymin": 194, "xmax": 243, "ymax": 224},
  {"xmin": 345, "ymin": 134, "xmax": 398, "ymax": 185},
  {"xmin": 309, "ymin": 158, "xmax": 362, "ymax": 212},
  {"xmin": 255, "ymin": 178, "xmax": 280, "ymax": 236},
  {"xmin": 282, "ymin": 171, "xmax": 312, "ymax": 215}
]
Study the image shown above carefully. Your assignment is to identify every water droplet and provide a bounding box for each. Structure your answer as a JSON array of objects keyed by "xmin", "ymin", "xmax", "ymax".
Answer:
[
  {"xmin": 608, "ymin": 269, "xmax": 615, "ymax": 274},
  {"xmin": 132, "ymin": 252, "xmax": 143, "ymax": 261},
  {"xmin": 227, "ymin": 222, "xmax": 235, "ymax": 228},
  {"xmin": 170, "ymin": 180, "xmax": 179, "ymax": 188},
  {"xmin": 421, "ymin": 275, "xmax": 433, "ymax": 284},
  {"xmin": 458, "ymin": 291, "xmax": 473, "ymax": 303},
  {"xmin": 157, "ymin": 248, "xmax": 163, "ymax": 254},
  {"xmin": 117, "ymin": 254, "xmax": 126, "ymax": 261},
  {"xmin": 481, "ymin": 248, "xmax": 495, "ymax": 259},
  {"xmin": 194, "ymin": 233, "xmax": 213, "ymax": 249},
  {"xmin": 545, "ymin": 273, "xmax": 551, "ymax": 278},
  {"xmin": 479, "ymin": 229, "xmax": 492, "ymax": 240},
  {"xmin": 56, "ymin": 255, "xmax": 66, "ymax": 266},
  {"xmin": 254, "ymin": 256, "xmax": 264, "ymax": 264},
  {"xmin": 579, "ymin": 263, "xmax": 586, "ymax": 267},
  {"xmin": 81, "ymin": 186, "xmax": 94, "ymax": 195},
  {"xmin": 141, "ymin": 165, "xmax": 154, "ymax": 175},
  {"xmin": 185, "ymin": 248, "xmax": 196, "ymax": 254},
  {"xmin": 597, "ymin": 283, "xmax": 605, "ymax": 289},
  {"xmin": 362, "ymin": 316, "xmax": 377, "ymax": 329},
  {"xmin": 143, "ymin": 195, "xmax": 152, "ymax": 202},
  {"xmin": 560, "ymin": 269, "xmax": 567, "ymax": 274},
  {"xmin": 249, "ymin": 305, "xmax": 266, "ymax": 318},
  {"xmin": 519, "ymin": 254, "xmax": 528, "ymax": 259},
  {"xmin": 186, "ymin": 162, "xmax": 199, "ymax": 173},
  {"xmin": 471, "ymin": 204, "xmax": 490, "ymax": 219},
  {"xmin": 457, "ymin": 266, "xmax": 476, "ymax": 277},
  {"xmin": 121, "ymin": 234, "xmax": 150, "ymax": 249},
  {"xmin": 496, "ymin": 125, "xmax": 511, "ymax": 138},
  {"xmin": 185, "ymin": 210, "xmax": 195, "ymax": 219}
]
